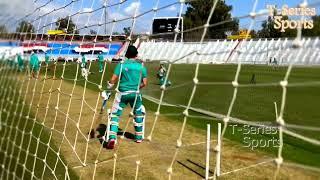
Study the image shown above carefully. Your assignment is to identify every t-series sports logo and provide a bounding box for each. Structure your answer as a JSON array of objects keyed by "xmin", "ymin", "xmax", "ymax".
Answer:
[{"xmin": 267, "ymin": 4, "xmax": 316, "ymax": 32}]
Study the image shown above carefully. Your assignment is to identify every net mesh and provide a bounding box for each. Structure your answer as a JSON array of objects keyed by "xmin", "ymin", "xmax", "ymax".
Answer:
[{"xmin": 0, "ymin": 0, "xmax": 320, "ymax": 179}]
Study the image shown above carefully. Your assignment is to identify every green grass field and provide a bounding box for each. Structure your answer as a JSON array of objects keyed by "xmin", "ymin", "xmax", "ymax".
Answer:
[
  {"xmin": 1, "ymin": 60, "xmax": 320, "ymax": 179},
  {"xmin": 49, "ymin": 61, "xmax": 320, "ymax": 169},
  {"xmin": 0, "ymin": 63, "xmax": 78, "ymax": 179}
]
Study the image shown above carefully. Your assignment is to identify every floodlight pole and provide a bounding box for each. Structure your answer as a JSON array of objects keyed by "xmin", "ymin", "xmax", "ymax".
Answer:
[
  {"xmin": 104, "ymin": 5, "xmax": 107, "ymax": 35},
  {"xmin": 181, "ymin": 17, "xmax": 184, "ymax": 42}
]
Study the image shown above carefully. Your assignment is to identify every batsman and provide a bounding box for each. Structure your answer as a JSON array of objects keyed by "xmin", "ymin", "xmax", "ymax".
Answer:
[{"xmin": 105, "ymin": 45, "xmax": 147, "ymax": 149}]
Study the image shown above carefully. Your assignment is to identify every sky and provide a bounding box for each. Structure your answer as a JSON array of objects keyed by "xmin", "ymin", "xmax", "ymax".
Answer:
[{"xmin": 0, "ymin": 0, "xmax": 319, "ymax": 34}]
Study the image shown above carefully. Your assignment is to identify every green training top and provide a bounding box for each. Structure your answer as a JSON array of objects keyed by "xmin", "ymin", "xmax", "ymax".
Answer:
[
  {"xmin": 30, "ymin": 54, "xmax": 39, "ymax": 67},
  {"xmin": 45, "ymin": 54, "xmax": 50, "ymax": 64},
  {"xmin": 81, "ymin": 55, "xmax": 86, "ymax": 68},
  {"xmin": 17, "ymin": 54, "xmax": 23, "ymax": 66},
  {"xmin": 114, "ymin": 59, "xmax": 147, "ymax": 92},
  {"xmin": 98, "ymin": 54, "xmax": 104, "ymax": 62}
]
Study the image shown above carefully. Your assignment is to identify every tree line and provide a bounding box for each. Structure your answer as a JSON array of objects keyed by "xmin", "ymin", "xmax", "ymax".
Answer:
[
  {"xmin": 1, "ymin": 1, "xmax": 319, "ymax": 39},
  {"xmin": 182, "ymin": 0, "xmax": 320, "ymax": 39}
]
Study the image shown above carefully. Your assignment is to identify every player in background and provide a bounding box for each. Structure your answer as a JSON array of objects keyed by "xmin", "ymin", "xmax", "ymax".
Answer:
[
  {"xmin": 0, "ymin": 50, "xmax": 5, "ymax": 61},
  {"xmin": 98, "ymin": 52, "xmax": 104, "ymax": 73},
  {"xmin": 45, "ymin": 52, "xmax": 50, "ymax": 65},
  {"xmin": 29, "ymin": 51, "xmax": 40, "ymax": 78},
  {"xmin": 268, "ymin": 57, "xmax": 272, "ymax": 65},
  {"xmin": 268, "ymin": 57, "xmax": 278, "ymax": 67},
  {"xmin": 7, "ymin": 51, "xmax": 15, "ymax": 67},
  {"xmin": 268, "ymin": 56, "xmax": 278, "ymax": 69},
  {"xmin": 81, "ymin": 54, "xmax": 87, "ymax": 68},
  {"xmin": 272, "ymin": 57, "xmax": 278, "ymax": 65},
  {"xmin": 157, "ymin": 62, "xmax": 171, "ymax": 87},
  {"xmin": 105, "ymin": 45, "xmax": 147, "ymax": 149},
  {"xmin": 80, "ymin": 54, "xmax": 88, "ymax": 79},
  {"xmin": 17, "ymin": 53, "xmax": 24, "ymax": 71}
]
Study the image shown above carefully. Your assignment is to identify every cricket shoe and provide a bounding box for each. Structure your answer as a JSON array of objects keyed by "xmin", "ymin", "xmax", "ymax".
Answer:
[
  {"xmin": 106, "ymin": 139, "xmax": 116, "ymax": 149},
  {"xmin": 135, "ymin": 139, "xmax": 143, "ymax": 143}
]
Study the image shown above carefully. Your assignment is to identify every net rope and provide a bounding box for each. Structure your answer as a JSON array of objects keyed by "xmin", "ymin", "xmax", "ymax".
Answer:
[{"xmin": 0, "ymin": 0, "xmax": 320, "ymax": 179}]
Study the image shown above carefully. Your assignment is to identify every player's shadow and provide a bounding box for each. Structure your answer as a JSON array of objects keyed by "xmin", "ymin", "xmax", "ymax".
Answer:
[
  {"xmin": 177, "ymin": 159, "xmax": 214, "ymax": 178},
  {"xmin": 92, "ymin": 124, "xmax": 135, "ymax": 145}
]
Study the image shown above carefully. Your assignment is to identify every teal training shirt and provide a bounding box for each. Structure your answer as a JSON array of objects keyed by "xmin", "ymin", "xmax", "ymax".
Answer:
[
  {"xmin": 98, "ymin": 54, "xmax": 104, "ymax": 62},
  {"xmin": 45, "ymin": 54, "xmax": 50, "ymax": 63},
  {"xmin": 114, "ymin": 59, "xmax": 147, "ymax": 92},
  {"xmin": 17, "ymin": 54, "xmax": 23, "ymax": 66},
  {"xmin": 81, "ymin": 55, "xmax": 86, "ymax": 68},
  {"xmin": 30, "ymin": 54, "xmax": 39, "ymax": 67}
]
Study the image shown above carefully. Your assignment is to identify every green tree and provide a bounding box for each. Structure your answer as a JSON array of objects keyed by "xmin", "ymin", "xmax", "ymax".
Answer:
[
  {"xmin": 183, "ymin": 0, "xmax": 239, "ymax": 39},
  {"xmin": 123, "ymin": 27, "xmax": 131, "ymax": 36},
  {"xmin": 257, "ymin": 9, "xmax": 298, "ymax": 38},
  {"xmin": 0, "ymin": 25, "xmax": 7, "ymax": 33},
  {"xmin": 258, "ymin": 15, "xmax": 320, "ymax": 38},
  {"xmin": 257, "ymin": 16, "xmax": 282, "ymax": 38},
  {"xmin": 250, "ymin": 30, "xmax": 258, "ymax": 38},
  {"xmin": 0, "ymin": 25, "xmax": 7, "ymax": 38},
  {"xmin": 56, "ymin": 17, "xmax": 79, "ymax": 34},
  {"xmin": 302, "ymin": 15, "xmax": 320, "ymax": 37},
  {"xmin": 90, "ymin": 29, "xmax": 97, "ymax": 35},
  {"xmin": 16, "ymin": 21, "xmax": 35, "ymax": 33}
]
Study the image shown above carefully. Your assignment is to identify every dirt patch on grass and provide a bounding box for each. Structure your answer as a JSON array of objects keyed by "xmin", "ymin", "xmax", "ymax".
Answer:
[{"xmin": 20, "ymin": 75, "xmax": 319, "ymax": 180}]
